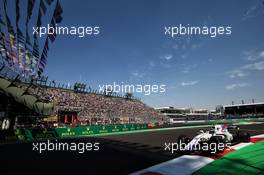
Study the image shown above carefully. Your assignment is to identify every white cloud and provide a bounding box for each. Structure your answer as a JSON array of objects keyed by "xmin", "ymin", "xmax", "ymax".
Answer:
[
  {"xmin": 181, "ymin": 80, "xmax": 199, "ymax": 87},
  {"xmin": 227, "ymin": 50, "xmax": 264, "ymax": 79},
  {"xmin": 181, "ymin": 64, "xmax": 197, "ymax": 74},
  {"xmin": 160, "ymin": 54, "xmax": 173, "ymax": 61},
  {"xmin": 259, "ymin": 51, "xmax": 264, "ymax": 58},
  {"xmin": 242, "ymin": 61, "xmax": 264, "ymax": 71},
  {"xmin": 131, "ymin": 71, "xmax": 144, "ymax": 79},
  {"xmin": 159, "ymin": 54, "xmax": 174, "ymax": 68},
  {"xmin": 182, "ymin": 68, "xmax": 190, "ymax": 74},
  {"xmin": 242, "ymin": 4, "xmax": 258, "ymax": 21},
  {"xmin": 243, "ymin": 50, "xmax": 264, "ymax": 61},
  {"xmin": 225, "ymin": 83, "xmax": 249, "ymax": 90},
  {"xmin": 227, "ymin": 70, "xmax": 247, "ymax": 78},
  {"xmin": 242, "ymin": 2, "xmax": 264, "ymax": 21}
]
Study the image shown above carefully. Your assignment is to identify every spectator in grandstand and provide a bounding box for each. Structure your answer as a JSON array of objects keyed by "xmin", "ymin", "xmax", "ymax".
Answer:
[{"xmin": 23, "ymin": 84, "xmax": 163, "ymax": 125}]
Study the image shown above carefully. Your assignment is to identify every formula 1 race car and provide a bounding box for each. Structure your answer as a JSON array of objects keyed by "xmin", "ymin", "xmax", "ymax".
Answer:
[{"xmin": 177, "ymin": 124, "xmax": 250, "ymax": 153}]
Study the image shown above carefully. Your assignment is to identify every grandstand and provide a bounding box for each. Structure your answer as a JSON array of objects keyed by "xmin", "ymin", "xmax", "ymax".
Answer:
[
  {"xmin": 224, "ymin": 102, "xmax": 264, "ymax": 118},
  {"xmin": 0, "ymin": 64, "xmax": 163, "ymax": 130},
  {"xmin": 26, "ymin": 82, "xmax": 163, "ymax": 124}
]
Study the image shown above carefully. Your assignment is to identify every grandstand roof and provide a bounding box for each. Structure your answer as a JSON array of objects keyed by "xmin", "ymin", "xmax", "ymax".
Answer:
[
  {"xmin": 224, "ymin": 102, "xmax": 264, "ymax": 108},
  {"xmin": 0, "ymin": 77, "xmax": 54, "ymax": 116},
  {"xmin": 154, "ymin": 107, "xmax": 189, "ymax": 110}
]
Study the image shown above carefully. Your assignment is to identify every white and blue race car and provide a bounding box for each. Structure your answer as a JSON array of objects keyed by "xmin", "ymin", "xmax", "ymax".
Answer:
[{"xmin": 177, "ymin": 125, "xmax": 250, "ymax": 153}]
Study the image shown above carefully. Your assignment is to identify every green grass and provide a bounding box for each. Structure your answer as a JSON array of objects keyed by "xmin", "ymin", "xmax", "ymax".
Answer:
[{"xmin": 194, "ymin": 141, "xmax": 264, "ymax": 175}]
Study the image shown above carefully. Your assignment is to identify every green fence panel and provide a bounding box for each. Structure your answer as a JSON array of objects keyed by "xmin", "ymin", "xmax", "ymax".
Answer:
[
  {"xmin": 54, "ymin": 123, "xmax": 148, "ymax": 138},
  {"xmin": 29, "ymin": 128, "xmax": 58, "ymax": 140},
  {"xmin": 55, "ymin": 127, "xmax": 78, "ymax": 137},
  {"xmin": 4, "ymin": 118, "xmax": 263, "ymax": 142},
  {"xmin": 14, "ymin": 128, "xmax": 34, "ymax": 141}
]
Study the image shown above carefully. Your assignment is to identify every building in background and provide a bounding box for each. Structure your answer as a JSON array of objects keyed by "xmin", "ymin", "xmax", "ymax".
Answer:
[
  {"xmin": 155, "ymin": 106, "xmax": 222, "ymax": 124},
  {"xmin": 224, "ymin": 102, "xmax": 264, "ymax": 119}
]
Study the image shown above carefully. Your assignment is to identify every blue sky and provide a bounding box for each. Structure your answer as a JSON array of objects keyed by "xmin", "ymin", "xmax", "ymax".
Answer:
[{"xmin": 5, "ymin": 0, "xmax": 264, "ymax": 109}]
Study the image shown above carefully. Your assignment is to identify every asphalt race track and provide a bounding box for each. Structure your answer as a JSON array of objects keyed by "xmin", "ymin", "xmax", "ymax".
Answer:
[{"xmin": 1, "ymin": 123, "xmax": 264, "ymax": 175}]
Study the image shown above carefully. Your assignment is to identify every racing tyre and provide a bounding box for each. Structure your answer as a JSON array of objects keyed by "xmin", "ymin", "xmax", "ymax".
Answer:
[
  {"xmin": 208, "ymin": 136, "xmax": 224, "ymax": 153},
  {"xmin": 237, "ymin": 131, "xmax": 250, "ymax": 142}
]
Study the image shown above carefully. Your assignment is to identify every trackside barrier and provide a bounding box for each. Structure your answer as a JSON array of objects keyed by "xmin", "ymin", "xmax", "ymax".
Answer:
[
  {"xmin": 3, "ymin": 117, "xmax": 264, "ymax": 142},
  {"xmin": 178, "ymin": 117, "xmax": 264, "ymax": 126},
  {"xmin": 13, "ymin": 123, "xmax": 148, "ymax": 141}
]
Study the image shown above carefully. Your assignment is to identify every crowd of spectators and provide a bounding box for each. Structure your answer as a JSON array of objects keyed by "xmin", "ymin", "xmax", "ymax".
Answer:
[{"xmin": 23, "ymin": 84, "xmax": 164, "ymax": 123}]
